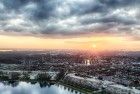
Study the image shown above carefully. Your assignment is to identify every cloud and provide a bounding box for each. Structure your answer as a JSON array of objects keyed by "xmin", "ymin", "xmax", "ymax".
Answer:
[{"xmin": 0, "ymin": 0, "xmax": 140, "ymax": 38}]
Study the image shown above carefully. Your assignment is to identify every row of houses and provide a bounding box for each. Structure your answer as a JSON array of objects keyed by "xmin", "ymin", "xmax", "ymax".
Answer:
[{"xmin": 64, "ymin": 74, "xmax": 140, "ymax": 94}]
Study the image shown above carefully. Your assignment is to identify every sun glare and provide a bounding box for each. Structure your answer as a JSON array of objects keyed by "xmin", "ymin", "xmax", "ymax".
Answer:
[{"xmin": 92, "ymin": 44, "xmax": 97, "ymax": 48}]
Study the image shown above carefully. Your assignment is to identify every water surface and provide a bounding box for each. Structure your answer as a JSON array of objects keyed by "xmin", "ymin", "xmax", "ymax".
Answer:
[{"xmin": 0, "ymin": 81, "xmax": 84, "ymax": 94}]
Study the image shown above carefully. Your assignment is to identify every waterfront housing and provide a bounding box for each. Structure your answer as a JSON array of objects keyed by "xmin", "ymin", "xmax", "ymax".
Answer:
[{"xmin": 64, "ymin": 74, "xmax": 140, "ymax": 94}]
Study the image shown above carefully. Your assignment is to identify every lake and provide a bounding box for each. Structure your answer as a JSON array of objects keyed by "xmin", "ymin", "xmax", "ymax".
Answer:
[{"xmin": 0, "ymin": 81, "xmax": 84, "ymax": 94}]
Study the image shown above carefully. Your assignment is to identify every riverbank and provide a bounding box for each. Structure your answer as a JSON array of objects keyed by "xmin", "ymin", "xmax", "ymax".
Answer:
[
  {"xmin": 59, "ymin": 81, "xmax": 96, "ymax": 94},
  {"xmin": 59, "ymin": 81, "xmax": 110, "ymax": 94}
]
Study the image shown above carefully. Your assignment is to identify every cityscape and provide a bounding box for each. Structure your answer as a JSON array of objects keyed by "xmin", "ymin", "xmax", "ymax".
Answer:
[
  {"xmin": 0, "ymin": 0, "xmax": 140, "ymax": 94},
  {"xmin": 0, "ymin": 50, "xmax": 140, "ymax": 94}
]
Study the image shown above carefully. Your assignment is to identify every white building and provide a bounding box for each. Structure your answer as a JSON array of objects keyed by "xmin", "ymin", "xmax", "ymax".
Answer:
[{"xmin": 105, "ymin": 84, "xmax": 131, "ymax": 94}]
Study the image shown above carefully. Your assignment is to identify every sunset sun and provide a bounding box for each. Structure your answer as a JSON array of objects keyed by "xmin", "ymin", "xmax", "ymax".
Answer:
[{"xmin": 92, "ymin": 44, "xmax": 97, "ymax": 49}]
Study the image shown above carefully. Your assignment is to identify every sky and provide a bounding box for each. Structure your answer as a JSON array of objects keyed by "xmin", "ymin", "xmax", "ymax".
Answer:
[{"xmin": 0, "ymin": 0, "xmax": 140, "ymax": 51}]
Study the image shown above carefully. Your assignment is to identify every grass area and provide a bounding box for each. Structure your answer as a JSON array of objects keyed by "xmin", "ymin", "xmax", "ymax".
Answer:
[{"xmin": 59, "ymin": 81, "xmax": 99, "ymax": 94}]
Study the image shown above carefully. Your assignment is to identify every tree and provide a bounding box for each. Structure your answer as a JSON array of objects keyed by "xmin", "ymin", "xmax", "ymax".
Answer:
[
  {"xmin": 56, "ymin": 69, "xmax": 65, "ymax": 81},
  {"xmin": 36, "ymin": 73, "xmax": 51, "ymax": 81},
  {"xmin": 10, "ymin": 72, "xmax": 20, "ymax": 80}
]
